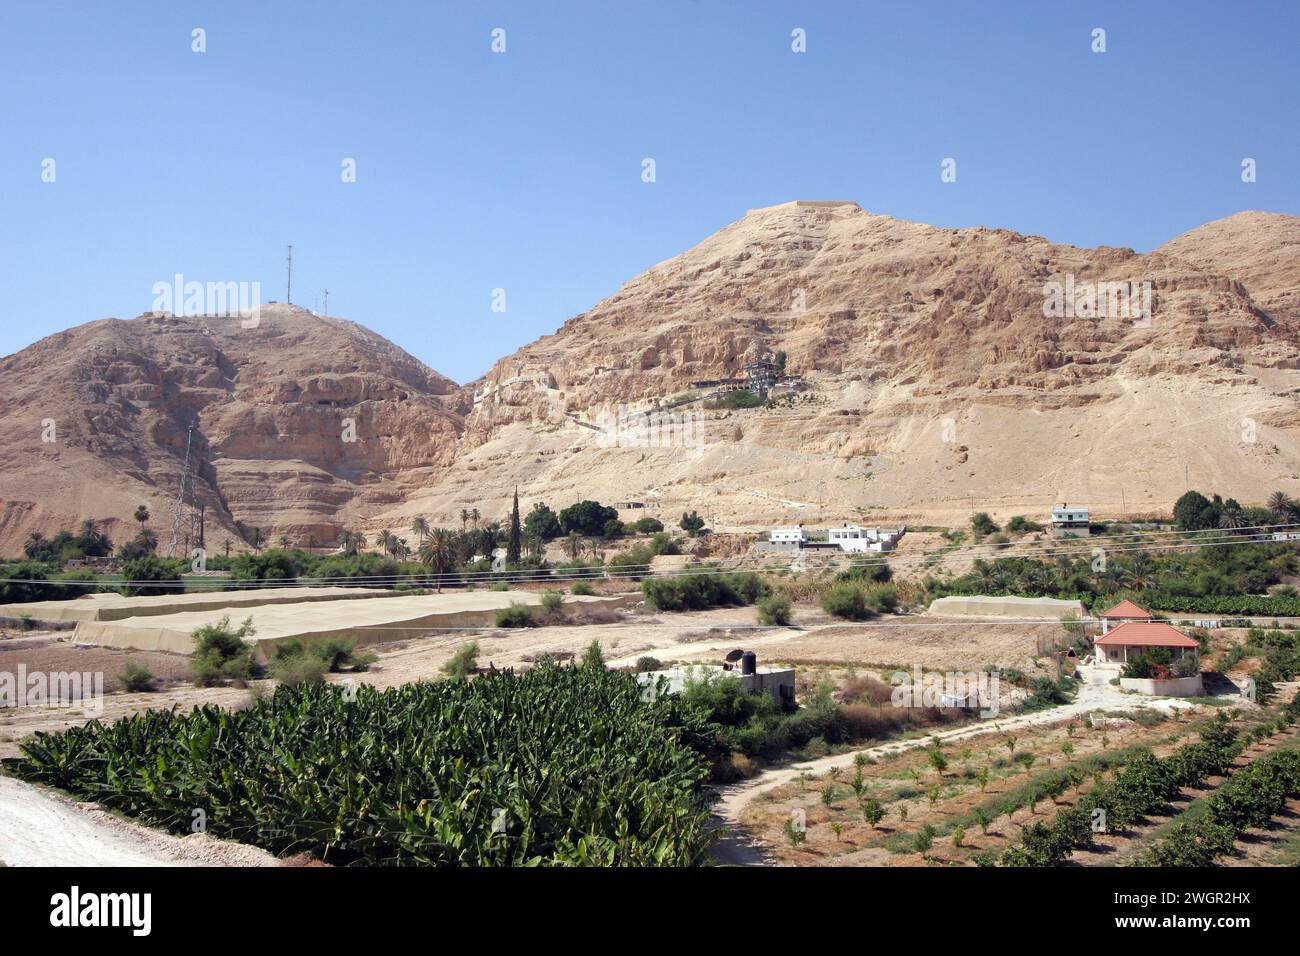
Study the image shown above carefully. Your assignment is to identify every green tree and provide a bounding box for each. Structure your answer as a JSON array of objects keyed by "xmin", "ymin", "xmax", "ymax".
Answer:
[
  {"xmin": 559, "ymin": 500, "xmax": 618, "ymax": 537},
  {"xmin": 861, "ymin": 798, "xmax": 884, "ymax": 829},
  {"xmin": 506, "ymin": 489, "xmax": 522, "ymax": 564},
  {"xmin": 1173, "ymin": 490, "xmax": 1219, "ymax": 531},
  {"xmin": 419, "ymin": 528, "xmax": 454, "ymax": 590},
  {"xmin": 412, "ymin": 516, "xmax": 430, "ymax": 547},
  {"xmin": 524, "ymin": 502, "xmax": 562, "ymax": 541},
  {"xmin": 679, "ymin": 510, "xmax": 705, "ymax": 536}
]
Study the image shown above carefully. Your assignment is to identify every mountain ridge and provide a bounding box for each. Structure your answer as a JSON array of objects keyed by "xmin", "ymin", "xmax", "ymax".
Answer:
[{"xmin": 2, "ymin": 203, "xmax": 1299, "ymax": 554}]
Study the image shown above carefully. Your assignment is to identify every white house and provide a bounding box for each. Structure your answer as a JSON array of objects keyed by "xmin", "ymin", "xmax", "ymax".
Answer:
[
  {"xmin": 1049, "ymin": 504, "xmax": 1090, "ymax": 536},
  {"xmin": 827, "ymin": 524, "xmax": 902, "ymax": 553},
  {"xmin": 769, "ymin": 526, "xmax": 808, "ymax": 545}
]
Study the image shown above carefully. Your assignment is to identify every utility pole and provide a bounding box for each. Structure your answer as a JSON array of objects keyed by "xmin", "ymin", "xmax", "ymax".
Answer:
[
  {"xmin": 286, "ymin": 244, "xmax": 293, "ymax": 304},
  {"xmin": 322, "ymin": 288, "xmax": 328, "ymax": 314}
]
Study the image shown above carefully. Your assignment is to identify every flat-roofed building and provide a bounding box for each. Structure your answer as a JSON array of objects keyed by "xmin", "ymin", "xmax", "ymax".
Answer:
[{"xmin": 1049, "ymin": 503, "xmax": 1090, "ymax": 537}]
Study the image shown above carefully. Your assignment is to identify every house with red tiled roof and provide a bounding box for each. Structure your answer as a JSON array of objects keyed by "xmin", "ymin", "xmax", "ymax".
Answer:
[
  {"xmin": 1094, "ymin": 620, "xmax": 1199, "ymax": 665},
  {"xmin": 1099, "ymin": 599, "xmax": 1153, "ymax": 634}
]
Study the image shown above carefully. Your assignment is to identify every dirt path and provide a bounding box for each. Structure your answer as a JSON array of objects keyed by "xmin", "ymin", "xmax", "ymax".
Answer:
[
  {"xmin": 0, "ymin": 776, "xmax": 280, "ymax": 867},
  {"xmin": 709, "ymin": 680, "xmax": 1199, "ymax": 865}
]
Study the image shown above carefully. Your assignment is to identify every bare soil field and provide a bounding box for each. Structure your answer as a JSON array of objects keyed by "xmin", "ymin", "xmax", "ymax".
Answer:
[{"xmin": 733, "ymin": 698, "xmax": 1298, "ymax": 868}]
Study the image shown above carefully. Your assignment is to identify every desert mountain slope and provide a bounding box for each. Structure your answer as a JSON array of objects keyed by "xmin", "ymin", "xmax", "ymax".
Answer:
[
  {"xmin": 390, "ymin": 201, "xmax": 1300, "ymax": 534},
  {"xmin": 1157, "ymin": 211, "xmax": 1300, "ymax": 325},
  {"xmin": 3, "ymin": 203, "xmax": 1300, "ymax": 556},
  {"xmin": 0, "ymin": 305, "xmax": 464, "ymax": 554}
]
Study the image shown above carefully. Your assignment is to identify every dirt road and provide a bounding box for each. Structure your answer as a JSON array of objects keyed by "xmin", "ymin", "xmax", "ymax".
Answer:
[{"xmin": 0, "ymin": 776, "xmax": 278, "ymax": 867}]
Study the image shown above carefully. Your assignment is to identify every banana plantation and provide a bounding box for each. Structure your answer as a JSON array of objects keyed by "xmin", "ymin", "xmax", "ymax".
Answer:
[{"xmin": 2, "ymin": 665, "xmax": 722, "ymax": 866}]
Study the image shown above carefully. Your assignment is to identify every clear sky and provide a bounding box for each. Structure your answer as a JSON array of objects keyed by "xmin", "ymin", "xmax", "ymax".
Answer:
[{"xmin": 1, "ymin": 1, "xmax": 1296, "ymax": 384}]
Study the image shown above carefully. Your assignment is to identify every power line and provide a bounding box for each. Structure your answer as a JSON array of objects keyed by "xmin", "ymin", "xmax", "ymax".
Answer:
[{"xmin": 6, "ymin": 523, "xmax": 1299, "ymax": 592}]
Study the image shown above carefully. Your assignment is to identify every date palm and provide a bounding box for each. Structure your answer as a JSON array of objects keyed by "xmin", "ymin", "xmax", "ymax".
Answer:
[
  {"xmin": 419, "ymin": 528, "xmax": 454, "ymax": 591},
  {"xmin": 412, "ymin": 516, "xmax": 430, "ymax": 547},
  {"xmin": 1218, "ymin": 508, "xmax": 1248, "ymax": 532},
  {"xmin": 1268, "ymin": 491, "xmax": 1294, "ymax": 523}
]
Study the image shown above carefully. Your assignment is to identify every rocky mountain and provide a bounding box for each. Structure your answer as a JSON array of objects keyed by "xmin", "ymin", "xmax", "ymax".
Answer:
[
  {"xmin": 395, "ymin": 202, "xmax": 1300, "ymax": 534},
  {"xmin": 0, "ymin": 305, "xmax": 464, "ymax": 555},
  {"xmin": 3, "ymin": 202, "xmax": 1300, "ymax": 556}
]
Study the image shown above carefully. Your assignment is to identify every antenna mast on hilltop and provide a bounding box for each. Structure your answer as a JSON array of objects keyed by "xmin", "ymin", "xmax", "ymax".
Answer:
[
  {"xmin": 286, "ymin": 244, "xmax": 294, "ymax": 305},
  {"xmin": 321, "ymin": 288, "xmax": 328, "ymax": 314}
]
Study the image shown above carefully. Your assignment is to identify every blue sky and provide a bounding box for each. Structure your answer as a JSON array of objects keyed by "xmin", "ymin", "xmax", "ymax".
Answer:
[{"xmin": 1, "ymin": 1, "xmax": 1296, "ymax": 384}]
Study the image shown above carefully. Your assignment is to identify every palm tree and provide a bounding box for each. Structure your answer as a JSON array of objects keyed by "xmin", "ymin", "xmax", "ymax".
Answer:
[
  {"xmin": 471, "ymin": 508, "xmax": 481, "ymax": 528},
  {"xmin": 378, "ymin": 528, "xmax": 394, "ymax": 555},
  {"xmin": 565, "ymin": 531, "xmax": 584, "ymax": 561},
  {"xmin": 222, "ymin": 537, "xmax": 233, "ymax": 557},
  {"xmin": 1219, "ymin": 508, "xmax": 1248, "ymax": 533},
  {"xmin": 1268, "ymin": 491, "xmax": 1294, "ymax": 523},
  {"xmin": 134, "ymin": 505, "xmax": 150, "ymax": 530},
  {"xmin": 419, "ymin": 528, "xmax": 454, "ymax": 591},
  {"xmin": 412, "ymin": 517, "xmax": 430, "ymax": 547},
  {"xmin": 250, "ymin": 527, "xmax": 263, "ymax": 551},
  {"xmin": 460, "ymin": 509, "xmax": 470, "ymax": 531},
  {"xmin": 279, "ymin": 534, "xmax": 290, "ymax": 549}
]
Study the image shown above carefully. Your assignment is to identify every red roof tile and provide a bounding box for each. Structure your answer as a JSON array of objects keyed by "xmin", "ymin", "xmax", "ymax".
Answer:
[
  {"xmin": 1100, "ymin": 599, "xmax": 1152, "ymax": 620},
  {"xmin": 1094, "ymin": 621, "xmax": 1198, "ymax": 649}
]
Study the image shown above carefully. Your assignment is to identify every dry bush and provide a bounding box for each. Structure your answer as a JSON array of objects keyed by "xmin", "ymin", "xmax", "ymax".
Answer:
[
  {"xmin": 839, "ymin": 675, "xmax": 894, "ymax": 705},
  {"xmin": 839, "ymin": 702, "xmax": 962, "ymax": 741}
]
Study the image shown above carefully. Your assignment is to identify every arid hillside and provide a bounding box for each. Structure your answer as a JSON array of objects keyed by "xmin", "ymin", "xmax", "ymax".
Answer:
[
  {"xmin": 391, "ymin": 201, "xmax": 1300, "ymax": 533},
  {"xmin": 0, "ymin": 305, "xmax": 465, "ymax": 554},
  {"xmin": 3, "ymin": 202, "xmax": 1300, "ymax": 554}
]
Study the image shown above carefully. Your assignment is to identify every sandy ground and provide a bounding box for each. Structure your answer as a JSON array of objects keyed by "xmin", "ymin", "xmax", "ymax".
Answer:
[
  {"xmin": 0, "ymin": 585, "xmax": 399, "ymax": 623},
  {"xmin": 710, "ymin": 676, "xmax": 1201, "ymax": 865},
  {"xmin": 0, "ymin": 776, "xmax": 279, "ymax": 866},
  {"xmin": 0, "ymin": 682, "xmax": 251, "ymax": 760},
  {"xmin": 72, "ymin": 588, "xmax": 634, "ymax": 654}
]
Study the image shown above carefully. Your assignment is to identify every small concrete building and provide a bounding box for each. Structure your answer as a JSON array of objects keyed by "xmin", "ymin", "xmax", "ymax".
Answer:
[
  {"xmin": 637, "ymin": 661, "xmax": 796, "ymax": 708},
  {"xmin": 826, "ymin": 524, "xmax": 903, "ymax": 553},
  {"xmin": 1049, "ymin": 503, "xmax": 1090, "ymax": 536},
  {"xmin": 769, "ymin": 525, "xmax": 808, "ymax": 545}
]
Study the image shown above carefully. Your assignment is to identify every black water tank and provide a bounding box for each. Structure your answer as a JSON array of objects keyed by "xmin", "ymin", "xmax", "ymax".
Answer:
[{"xmin": 741, "ymin": 651, "xmax": 757, "ymax": 676}]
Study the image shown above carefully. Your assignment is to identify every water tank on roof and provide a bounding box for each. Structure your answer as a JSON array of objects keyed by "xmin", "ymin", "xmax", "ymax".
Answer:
[{"xmin": 741, "ymin": 651, "xmax": 757, "ymax": 676}]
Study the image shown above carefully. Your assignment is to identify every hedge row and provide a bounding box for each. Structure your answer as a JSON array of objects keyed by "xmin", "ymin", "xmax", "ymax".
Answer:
[
  {"xmin": 1138, "ymin": 697, "xmax": 1300, "ymax": 866},
  {"xmin": 1000, "ymin": 717, "xmax": 1243, "ymax": 867}
]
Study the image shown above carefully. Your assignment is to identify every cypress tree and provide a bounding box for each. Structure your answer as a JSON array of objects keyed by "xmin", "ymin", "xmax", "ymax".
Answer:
[{"xmin": 507, "ymin": 487, "xmax": 522, "ymax": 564}]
